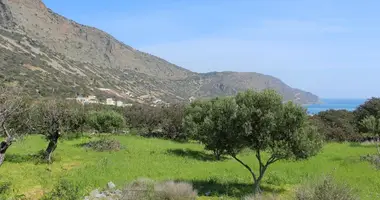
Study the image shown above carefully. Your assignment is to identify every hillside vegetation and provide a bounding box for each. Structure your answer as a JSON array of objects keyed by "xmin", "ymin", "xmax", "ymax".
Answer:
[{"xmin": 0, "ymin": 0, "xmax": 318, "ymax": 104}]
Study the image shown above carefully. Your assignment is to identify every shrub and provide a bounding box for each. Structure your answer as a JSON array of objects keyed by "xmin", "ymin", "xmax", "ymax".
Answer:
[
  {"xmin": 0, "ymin": 181, "xmax": 11, "ymax": 196},
  {"xmin": 295, "ymin": 175, "xmax": 358, "ymax": 200},
  {"xmin": 154, "ymin": 181, "xmax": 197, "ymax": 200},
  {"xmin": 311, "ymin": 110, "xmax": 358, "ymax": 142},
  {"xmin": 161, "ymin": 104, "xmax": 187, "ymax": 141},
  {"xmin": 41, "ymin": 179, "xmax": 81, "ymax": 200},
  {"xmin": 360, "ymin": 154, "xmax": 380, "ymax": 170},
  {"xmin": 124, "ymin": 105, "xmax": 162, "ymax": 133},
  {"xmin": 84, "ymin": 138, "xmax": 122, "ymax": 152},
  {"xmin": 354, "ymin": 97, "xmax": 380, "ymax": 132},
  {"xmin": 86, "ymin": 110, "xmax": 126, "ymax": 133},
  {"xmin": 121, "ymin": 178, "xmax": 197, "ymax": 200},
  {"xmin": 122, "ymin": 178, "xmax": 156, "ymax": 200}
]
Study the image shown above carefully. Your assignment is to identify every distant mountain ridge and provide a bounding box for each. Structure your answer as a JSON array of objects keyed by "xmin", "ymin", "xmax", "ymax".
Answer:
[{"xmin": 0, "ymin": 0, "xmax": 319, "ymax": 104}]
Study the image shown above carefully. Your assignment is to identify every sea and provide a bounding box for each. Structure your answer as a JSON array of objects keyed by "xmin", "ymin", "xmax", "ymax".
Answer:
[{"xmin": 304, "ymin": 99, "xmax": 366, "ymax": 115}]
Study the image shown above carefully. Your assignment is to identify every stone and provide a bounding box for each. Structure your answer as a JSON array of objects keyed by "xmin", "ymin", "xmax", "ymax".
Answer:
[
  {"xmin": 90, "ymin": 189, "xmax": 100, "ymax": 197},
  {"xmin": 115, "ymin": 189, "xmax": 122, "ymax": 196},
  {"xmin": 107, "ymin": 181, "xmax": 116, "ymax": 189},
  {"xmin": 95, "ymin": 193, "xmax": 107, "ymax": 198}
]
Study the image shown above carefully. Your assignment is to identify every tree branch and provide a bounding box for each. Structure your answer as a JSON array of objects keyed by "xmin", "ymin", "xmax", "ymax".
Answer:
[
  {"xmin": 265, "ymin": 155, "xmax": 280, "ymax": 166},
  {"xmin": 256, "ymin": 150, "xmax": 264, "ymax": 174},
  {"xmin": 1, "ymin": 122, "xmax": 11, "ymax": 139},
  {"xmin": 232, "ymin": 154, "xmax": 257, "ymax": 181}
]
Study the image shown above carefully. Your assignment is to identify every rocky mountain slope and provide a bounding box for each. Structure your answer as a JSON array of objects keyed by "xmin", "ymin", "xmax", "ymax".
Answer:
[{"xmin": 0, "ymin": 0, "xmax": 319, "ymax": 104}]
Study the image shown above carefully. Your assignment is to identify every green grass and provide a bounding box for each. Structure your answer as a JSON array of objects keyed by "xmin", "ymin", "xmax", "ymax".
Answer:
[{"xmin": 1, "ymin": 135, "xmax": 380, "ymax": 199}]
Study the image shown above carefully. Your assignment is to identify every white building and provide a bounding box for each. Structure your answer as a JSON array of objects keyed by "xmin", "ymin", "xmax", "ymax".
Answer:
[
  {"xmin": 106, "ymin": 98, "xmax": 116, "ymax": 105},
  {"xmin": 75, "ymin": 95, "xmax": 99, "ymax": 104},
  {"xmin": 116, "ymin": 100, "xmax": 123, "ymax": 107},
  {"xmin": 189, "ymin": 96, "xmax": 196, "ymax": 103}
]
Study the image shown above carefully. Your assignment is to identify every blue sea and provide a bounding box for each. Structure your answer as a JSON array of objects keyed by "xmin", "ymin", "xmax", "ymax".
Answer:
[{"xmin": 305, "ymin": 99, "xmax": 366, "ymax": 115}]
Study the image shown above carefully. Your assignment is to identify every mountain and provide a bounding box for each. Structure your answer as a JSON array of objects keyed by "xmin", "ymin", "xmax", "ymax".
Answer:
[{"xmin": 0, "ymin": 0, "xmax": 319, "ymax": 104}]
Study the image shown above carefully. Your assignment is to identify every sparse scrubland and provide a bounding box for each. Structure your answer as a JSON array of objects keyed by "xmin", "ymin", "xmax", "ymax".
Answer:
[{"xmin": 1, "ymin": 88, "xmax": 380, "ymax": 200}]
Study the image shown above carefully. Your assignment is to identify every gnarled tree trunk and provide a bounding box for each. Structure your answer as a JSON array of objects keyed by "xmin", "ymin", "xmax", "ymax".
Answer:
[
  {"xmin": 213, "ymin": 149, "xmax": 222, "ymax": 160},
  {"xmin": 0, "ymin": 137, "xmax": 12, "ymax": 167},
  {"xmin": 45, "ymin": 132, "xmax": 60, "ymax": 163}
]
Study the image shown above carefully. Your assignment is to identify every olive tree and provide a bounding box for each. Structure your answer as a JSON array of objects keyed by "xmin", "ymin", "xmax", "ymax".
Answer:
[
  {"xmin": 354, "ymin": 98, "xmax": 380, "ymax": 132},
  {"xmin": 86, "ymin": 110, "xmax": 125, "ymax": 133},
  {"xmin": 0, "ymin": 87, "xmax": 30, "ymax": 167},
  {"xmin": 360, "ymin": 115, "xmax": 380, "ymax": 154},
  {"xmin": 184, "ymin": 98, "xmax": 235, "ymax": 160},
  {"xmin": 31, "ymin": 99, "xmax": 83, "ymax": 162},
  {"xmin": 161, "ymin": 104, "xmax": 186, "ymax": 141},
  {"xmin": 184, "ymin": 90, "xmax": 323, "ymax": 193}
]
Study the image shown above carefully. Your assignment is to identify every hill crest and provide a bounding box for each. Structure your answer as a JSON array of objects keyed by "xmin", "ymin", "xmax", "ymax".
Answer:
[{"xmin": 0, "ymin": 0, "xmax": 319, "ymax": 104}]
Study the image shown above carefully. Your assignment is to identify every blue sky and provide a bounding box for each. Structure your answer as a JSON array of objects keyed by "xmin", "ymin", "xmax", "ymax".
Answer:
[{"xmin": 43, "ymin": 0, "xmax": 380, "ymax": 99}]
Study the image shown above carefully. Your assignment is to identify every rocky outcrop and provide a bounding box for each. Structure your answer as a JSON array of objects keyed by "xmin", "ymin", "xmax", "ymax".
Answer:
[{"xmin": 0, "ymin": 0, "xmax": 14, "ymax": 28}]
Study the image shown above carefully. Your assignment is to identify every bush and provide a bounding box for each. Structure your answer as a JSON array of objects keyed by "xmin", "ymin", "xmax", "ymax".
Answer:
[
  {"xmin": 121, "ymin": 178, "xmax": 197, "ymax": 200},
  {"xmin": 122, "ymin": 178, "xmax": 156, "ymax": 200},
  {"xmin": 41, "ymin": 179, "xmax": 81, "ymax": 200},
  {"xmin": 0, "ymin": 181, "xmax": 11, "ymax": 197},
  {"xmin": 354, "ymin": 98, "xmax": 380, "ymax": 132},
  {"xmin": 124, "ymin": 104, "xmax": 188, "ymax": 142},
  {"xmin": 84, "ymin": 138, "xmax": 122, "ymax": 152},
  {"xmin": 310, "ymin": 110, "xmax": 359, "ymax": 142},
  {"xmin": 160, "ymin": 104, "xmax": 187, "ymax": 141},
  {"xmin": 154, "ymin": 181, "xmax": 197, "ymax": 200},
  {"xmin": 360, "ymin": 154, "xmax": 380, "ymax": 170},
  {"xmin": 124, "ymin": 105, "xmax": 162, "ymax": 134},
  {"xmin": 295, "ymin": 175, "xmax": 358, "ymax": 200},
  {"xmin": 86, "ymin": 110, "xmax": 126, "ymax": 133}
]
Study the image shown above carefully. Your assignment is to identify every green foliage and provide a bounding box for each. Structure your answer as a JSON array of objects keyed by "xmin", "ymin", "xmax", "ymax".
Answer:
[
  {"xmin": 360, "ymin": 115, "xmax": 380, "ymax": 136},
  {"xmin": 124, "ymin": 104, "xmax": 162, "ymax": 133},
  {"xmin": 310, "ymin": 110, "xmax": 358, "ymax": 142},
  {"xmin": 86, "ymin": 110, "xmax": 125, "ymax": 133},
  {"xmin": 0, "ymin": 181, "xmax": 11, "ymax": 198},
  {"xmin": 31, "ymin": 99, "xmax": 82, "ymax": 138},
  {"xmin": 29, "ymin": 99, "xmax": 87, "ymax": 162},
  {"xmin": 235, "ymin": 90, "xmax": 323, "ymax": 160},
  {"xmin": 295, "ymin": 175, "xmax": 358, "ymax": 200},
  {"xmin": 0, "ymin": 87, "xmax": 31, "ymax": 138},
  {"xmin": 161, "ymin": 104, "xmax": 187, "ymax": 141},
  {"xmin": 184, "ymin": 97, "xmax": 238, "ymax": 159},
  {"xmin": 360, "ymin": 154, "xmax": 380, "ymax": 170},
  {"xmin": 41, "ymin": 179, "xmax": 81, "ymax": 200},
  {"xmin": 124, "ymin": 104, "xmax": 188, "ymax": 141},
  {"xmin": 354, "ymin": 98, "xmax": 380, "ymax": 133},
  {"xmin": 184, "ymin": 89, "xmax": 323, "ymax": 193},
  {"xmin": 83, "ymin": 138, "xmax": 122, "ymax": 152}
]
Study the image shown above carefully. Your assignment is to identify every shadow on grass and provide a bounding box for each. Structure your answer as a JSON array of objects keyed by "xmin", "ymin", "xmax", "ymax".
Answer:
[
  {"xmin": 166, "ymin": 148, "xmax": 227, "ymax": 161},
  {"xmin": 178, "ymin": 179, "xmax": 285, "ymax": 198},
  {"xmin": 5, "ymin": 151, "xmax": 52, "ymax": 164}
]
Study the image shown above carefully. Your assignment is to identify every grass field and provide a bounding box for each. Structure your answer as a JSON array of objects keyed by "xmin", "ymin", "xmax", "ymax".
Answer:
[{"xmin": 1, "ymin": 135, "xmax": 380, "ymax": 199}]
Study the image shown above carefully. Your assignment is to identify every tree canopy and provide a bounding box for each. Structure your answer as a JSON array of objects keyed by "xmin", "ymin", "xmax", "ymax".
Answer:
[
  {"xmin": 354, "ymin": 97, "xmax": 380, "ymax": 132},
  {"xmin": 184, "ymin": 89, "xmax": 323, "ymax": 193}
]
